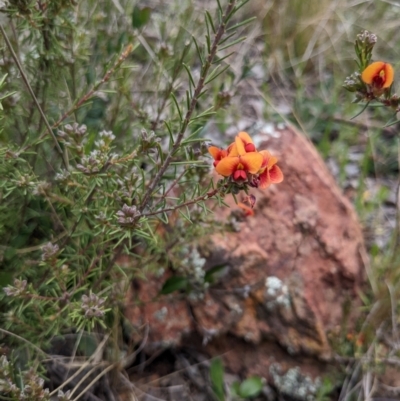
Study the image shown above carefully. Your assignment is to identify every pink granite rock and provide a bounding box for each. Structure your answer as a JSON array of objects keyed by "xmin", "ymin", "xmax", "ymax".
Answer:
[{"xmin": 125, "ymin": 124, "xmax": 367, "ymax": 386}]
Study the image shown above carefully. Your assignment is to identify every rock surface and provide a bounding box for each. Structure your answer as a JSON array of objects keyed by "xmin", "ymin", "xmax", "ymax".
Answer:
[{"xmin": 125, "ymin": 123, "xmax": 367, "ymax": 394}]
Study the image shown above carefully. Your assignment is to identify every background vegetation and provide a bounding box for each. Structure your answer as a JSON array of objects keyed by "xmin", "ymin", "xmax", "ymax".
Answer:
[{"xmin": 1, "ymin": 0, "xmax": 400, "ymax": 400}]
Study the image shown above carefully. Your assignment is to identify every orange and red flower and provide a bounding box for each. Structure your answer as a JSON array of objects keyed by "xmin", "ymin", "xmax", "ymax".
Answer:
[
  {"xmin": 215, "ymin": 134, "xmax": 263, "ymax": 182},
  {"xmin": 258, "ymin": 150, "xmax": 284, "ymax": 189},
  {"xmin": 361, "ymin": 61, "xmax": 394, "ymax": 93},
  {"xmin": 209, "ymin": 131, "xmax": 284, "ymax": 189}
]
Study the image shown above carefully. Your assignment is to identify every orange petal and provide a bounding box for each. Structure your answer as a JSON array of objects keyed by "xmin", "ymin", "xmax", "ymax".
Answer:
[
  {"xmin": 269, "ymin": 165, "xmax": 284, "ymax": 183},
  {"xmin": 361, "ymin": 62, "xmax": 385, "ymax": 84},
  {"xmin": 259, "ymin": 149, "xmax": 271, "ymax": 158},
  {"xmin": 215, "ymin": 156, "xmax": 239, "ymax": 176},
  {"xmin": 383, "ymin": 63, "xmax": 394, "ymax": 88},
  {"xmin": 238, "ymin": 131, "xmax": 254, "ymax": 145},
  {"xmin": 208, "ymin": 146, "xmax": 222, "ymax": 160},
  {"xmin": 234, "ymin": 135, "xmax": 246, "ymax": 155},
  {"xmin": 268, "ymin": 155, "xmax": 278, "ymax": 168},
  {"xmin": 228, "ymin": 142, "xmax": 239, "ymax": 156},
  {"xmin": 362, "ymin": 61, "xmax": 394, "ymax": 88},
  {"xmin": 259, "ymin": 149, "xmax": 270, "ymax": 169},
  {"xmin": 259, "ymin": 149, "xmax": 279, "ymax": 170},
  {"xmin": 238, "ymin": 202, "xmax": 254, "ymax": 217},
  {"xmin": 240, "ymin": 152, "xmax": 263, "ymax": 174}
]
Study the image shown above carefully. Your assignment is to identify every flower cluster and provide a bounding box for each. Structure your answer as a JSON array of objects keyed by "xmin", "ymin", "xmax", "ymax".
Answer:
[
  {"xmin": 81, "ymin": 293, "xmax": 106, "ymax": 318},
  {"xmin": 343, "ymin": 30, "xmax": 399, "ymax": 110},
  {"xmin": 0, "ymin": 358, "xmax": 51, "ymax": 401},
  {"xmin": 41, "ymin": 242, "xmax": 60, "ymax": 261},
  {"xmin": 3, "ymin": 278, "xmax": 28, "ymax": 297},
  {"xmin": 58, "ymin": 123, "xmax": 87, "ymax": 156},
  {"xmin": 116, "ymin": 203, "xmax": 140, "ymax": 226},
  {"xmin": 209, "ymin": 131, "xmax": 283, "ymax": 191}
]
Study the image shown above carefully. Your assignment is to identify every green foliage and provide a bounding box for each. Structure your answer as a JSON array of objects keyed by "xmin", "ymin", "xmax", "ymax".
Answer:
[
  {"xmin": 0, "ymin": 0, "xmax": 256, "ymax": 398},
  {"xmin": 2, "ymin": 0, "xmax": 400, "ymax": 399},
  {"xmin": 0, "ymin": 355, "xmax": 52, "ymax": 401},
  {"xmin": 231, "ymin": 376, "xmax": 263, "ymax": 399},
  {"xmin": 210, "ymin": 358, "xmax": 225, "ymax": 401},
  {"xmin": 315, "ymin": 377, "xmax": 335, "ymax": 401},
  {"xmin": 131, "ymin": 6, "xmax": 152, "ymax": 30},
  {"xmin": 210, "ymin": 358, "xmax": 263, "ymax": 401},
  {"xmin": 160, "ymin": 276, "xmax": 189, "ymax": 295}
]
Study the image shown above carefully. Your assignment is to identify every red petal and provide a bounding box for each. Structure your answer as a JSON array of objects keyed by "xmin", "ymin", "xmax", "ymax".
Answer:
[
  {"xmin": 258, "ymin": 169, "xmax": 270, "ymax": 189},
  {"xmin": 269, "ymin": 165, "xmax": 284, "ymax": 183},
  {"xmin": 233, "ymin": 170, "xmax": 247, "ymax": 181},
  {"xmin": 245, "ymin": 143, "xmax": 256, "ymax": 152}
]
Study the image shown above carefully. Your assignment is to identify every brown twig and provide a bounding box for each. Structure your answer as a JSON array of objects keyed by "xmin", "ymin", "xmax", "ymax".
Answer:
[{"xmin": 141, "ymin": 189, "xmax": 219, "ymax": 217}]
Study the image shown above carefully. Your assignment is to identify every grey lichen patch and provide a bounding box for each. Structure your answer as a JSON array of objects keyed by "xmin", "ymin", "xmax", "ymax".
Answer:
[
  {"xmin": 265, "ymin": 276, "xmax": 291, "ymax": 310},
  {"xmin": 153, "ymin": 306, "xmax": 168, "ymax": 321},
  {"xmin": 270, "ymin": 364, "xmax": 321, "ymax": 401},
  {"xmin": 253, "ymin": 122, "xmax": 281, "ymax": 142},
  {"xmin": 178, "ymin": 246, "xmax": 208, "ymax": 301}
]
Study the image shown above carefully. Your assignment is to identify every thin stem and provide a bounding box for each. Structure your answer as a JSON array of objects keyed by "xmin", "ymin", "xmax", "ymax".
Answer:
[
  {"xmin": 153, "ymin": 166, "xmax": 190, "ymax": 209},
  {"xmin": 92, "ymin": 246, "xmax": 124, "ymax": 291},
  {"xmin": 139, "ymin": 0, "xmax": 237, "ymax": 212},
  {"xmin": 19, "ymin": 44, "xmax": 134, "ymax": 155},
  {"xmin": 0, "ymin": 328, "xmax": 48, "ymax": 357},
  {"xmin": 141, "ymin": 189, "xmax": 218, "ymax": 217},
  {"xmin": 151, "ymin": 42, "xmax": 191, "ymax": 131},
  {"xmin": 0, "ymin": 23, "xmax": 68, "ymax": 169},
  {"xmin": 51, "ymin": 44, "xmax": 133, "ymax": 130}
]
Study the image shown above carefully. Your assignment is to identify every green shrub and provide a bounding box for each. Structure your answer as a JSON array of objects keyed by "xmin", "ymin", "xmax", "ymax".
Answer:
[{"xmin": 0, "ymin": 1, "xmax": 258, "ymax": 399}]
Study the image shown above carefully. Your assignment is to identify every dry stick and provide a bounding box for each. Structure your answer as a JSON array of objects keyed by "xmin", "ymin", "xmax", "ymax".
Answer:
[
  {"xmin": 70, "ymin": 325, "xmax": 149, "ymax": 401},
  {"xmin": 138, "ymin": 0, "xmax": 237, "ymax": 212},
  {"xmin": 69, "ymin": 361, "xmax": 110, "ymax": 400},
  {"xmin": 0, "ymin": 23, "xmax": 68, "ymax": 169},
  {"xmin": 49, "ymin": 334, "xmax": 110, "ymax": 397}
]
